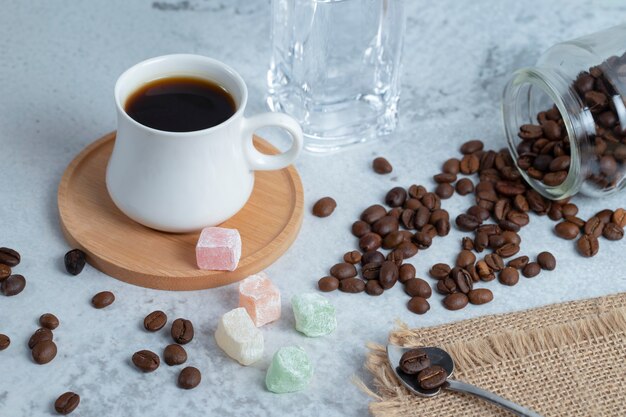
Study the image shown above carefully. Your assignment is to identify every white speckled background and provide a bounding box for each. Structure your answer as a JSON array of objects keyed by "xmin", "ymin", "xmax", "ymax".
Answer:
[{"xmin": 1, "ymin": 1, "xmax": 626, "ymax": 416}]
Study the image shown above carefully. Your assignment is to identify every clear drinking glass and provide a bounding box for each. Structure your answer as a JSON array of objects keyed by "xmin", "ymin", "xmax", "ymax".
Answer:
[{"xmin": 267, "ymin": 0, "xmax": 406, "ymax": 152}]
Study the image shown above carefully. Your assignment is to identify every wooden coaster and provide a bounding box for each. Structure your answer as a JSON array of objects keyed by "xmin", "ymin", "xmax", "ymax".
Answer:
[{"xmin": 58, "ymin": 132, "xmax": 304, "ymax": 291}]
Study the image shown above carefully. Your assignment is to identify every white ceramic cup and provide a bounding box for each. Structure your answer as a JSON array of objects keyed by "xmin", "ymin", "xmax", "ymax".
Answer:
[{"xmin": 106, "ymin": 54, "xmax": 303, "ymax": 233}]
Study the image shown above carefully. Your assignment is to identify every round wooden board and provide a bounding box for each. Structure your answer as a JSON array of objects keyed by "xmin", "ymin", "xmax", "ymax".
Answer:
[{"xmin": 58, "ymin": 132, "xmax": 304, "ymax": 291}]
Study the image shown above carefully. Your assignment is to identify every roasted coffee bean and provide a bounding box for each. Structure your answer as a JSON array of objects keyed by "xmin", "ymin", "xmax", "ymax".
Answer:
[
  {"xmin": 456, "ymin": 214, "xmax": 481, "ymax": 231},
  {"xmin": 513, "ymin": 194, "xmax": 530, "ymax": 212},
  {"xmin": 91, "ymin": 291, "xmax": 115, "ymax": 309},
  {"xmin": 496, "ymin": 243, "xmax": 520, "ymax": 258},
  {"xmin": 583, "ymin": 216, "xmax": 604, "ymax": 238},
  {"xmin": 435, "ymin": 183, "xmax": 454, "ymax": 199},
  {"xmin": 28, "ymin": 328, "xmax": 53, "ymax": 349},
  {"xmin": 408, "ymin": 184, "xmax": 427, "ymax": 199},
  {"xmin": 476, "ymin": 260, "xmax": 495, "ymax": 281},
  {"xmin": 387, "ymin": 250, "xmax": 405, "ymax": 266},
  {"xmin": 493, "ymin": 199, "xmax": 510, "ymax": 222},
  {"xmin": 404, "ymin": 198, "xmax": 422, "ymax": 210},
  {"xmin": 352, "ymin": 220, "xmax": 371, "ymax": 237},
  {"xmin": 144, "ymin": 310, "xmax": 168, "ymax": 332},
  {"xmin": 537, "ymin": 252, "xmax": 556, "ymax": 271},
  {"xmin": 467, "ymin": 263, "xmax": 480, "ymax": 283},
  {"xmin": 526, "ymin": 190, "xmax": 549, "ymax": 214},
  {"xmin": 554, "ymin": 221, "xmax": 580, "ymax": 240},
  {"xmin": 398, "ymin": 264, "xmax": 416, "ymax": 283},
  {"xmin": 543, "ymin": 171, "xmax": 568, "ymax": 186},
  {"xmin": 474, "ymin": 232, "xmax": 488, "ymax": 252},
  {"xmin": 443, "ymin": 293, "xmax": 468, "ymax": 310},
  {"xmin": 433, "ymin": 172, "xmax": 457, "ymax": 183},
  {"xmin": 561, "ymin": 203, "xmax": 578, "ymax": 217},
  {"xmin": 428, "ymin": 209, "xmax": 449, "ymax": 225},
  {"xmin": 477, "ymin": 224, "xmax": 501, "ymax": 235},
  {"xmin": 429, "ymin": 263, "xmax": 451, "ymax": 280},
  {"xmin": 362, "ymin": 263, "xmax": 382, "ymax": 280},
  {"xmin": 339, "ymin": 278, "xmax": 366, "ymax": 293},
  {"xmin": 442, "ymin": 158, "xmax": 460, "ymax": 174},
  {"xmin": 171, "ymin": 318, "xmax": 194, "ymax": 344},
  {"xmin": 549, "ymin": 155, "xmax": 571, "ymax": 172},
  {"xmin": 0, "ymin": 247, "xmax": 20, "ymax": 267},
  {"xmin": 343, "ymin": 250, "xmax": 362, "ymax": 264},
  {"xmin": 32, "ymin": 340, "xmax": 57, "ymax": 364},
  {"xmin": 498, "ymin": 219, "xmax": 521, "ymax": 232},
  {"xmin": 361, "ymin": 205, "xmax": 387, "ymax": 224},
  {"xmin": 507, "ymin": 256, "xmax": 529, "ymax": 270},
  {"xmin": 0, "ymin": 264, "xmax": 11, "ymax": 281},
  {"xmin": 404, "ymin": 278, "xmax": 431, "ymax": 298},
  {"xmin": 595, "ymin": 209, "xmax": 614, "ymax": 224},
  {"xmin": 359, "ymin": 233, "xmax": 382, "ymax": 252},
  {"xmin": 361, "ymin": 250, "xmax": 385, "ymax": 265},
  {"xmin": 54, "ymin": 392, "xmax": 80, "ymax": 415},
  {"xmin": 394, "ymin": 242, "xmax": 418, "ymax": 259},
  {"xmin": 461, "ymin": 237, "xmax": 474, "ymax": 251},
  {"xmin": 435, "ymin": 219, "xmax": 451, "ymax": 236},
  {"xmin": 318, "ymin": 276, "xmax": 339, "ymax": 292},
  {"xmin": 467, "ymin": 206, "xmax": 490, "ymax": 221},
  {"xmin": 385, "ymin": 187, "xmax": 407, "ymax": 207},
  {"xmin": 502, "ymin": 231, "xmax": 521, "ymax": 245},
  {"xmin": 436, "ymin": 278, "xmax": 457, "ymax": 295},
  {"xmin": 372, "ymin": 216, "xmax": 399, "ymax": 237},
  {"xmin": 496, "ymin": 181, "xmax": 527, "ymax": 197},
  {"xmin": 417, "ymin": 365, "xmax": 448, "ymax": 390},
  {"xmin": 400, "ymin": 209, "xmax": 415, "ymax": 229},
  {"xmin": 399, "ymin": 348, "xmax": 431, "ymax": 374},
  {"xmin": 132, "ymin": 349, "xmax": 160, "ymax": 372},
  {"xmin": 564, "ymin": 215, "xmax": 585, "ymax": 228},
  {"xmin": 612, "ymin": 208, "xmax": 626, "ymax": 227},
  {"xmin": 64, "ymin": 249, "xmax": 86, "ymax": 275},
  {"xmin": 312, "ymin": 197, "xmax": 336, "ymax": 217},
  {"xmin": 421, "ymin": 192, "xmax": 440, "ymax": 210},
  {"xmin": 460, "ymin": 139, "xmax": 484, "ymax": 154},
  {"xmin": 388, "ymin": 208, "xmax": 402, "ymax": 221},
  {"xmin": 548, "ymin": 204, "xmax": 563, "ymax": 221},
  {"xmin": 330, "ymin": 262, "xmax": 357, "ymax": 279},
  {"xmin": 507, "ymin": 210, "xmax": 529, "ymax": 227},
  {"xmin": 577, "ymin": 235, "xmax": 599, "ymax": 257},
  {"xmin": 1, "ymin": 274, "xmax": 26, "ymax": 296},
  {"xmin": 454, "ymin": 250, "xmax": 475, "ymax": 268},
  {"xmin": 412, "ymin": 206, "xmax": 430, "ymax": 229},
  {"xmin": 499, "ymin": 267, "xmax": 519, "ymax": 286},
  {"xmin": 422, "ymin": 224, "xmax": 438, "ymax": 239},
  {"xmin": 455, "ymin": 178, "xmax": 474, "ymax": 195},
  {"xmin": 450, "ymin": 267, "xmax": 472, "ymax": 294},
  {"xmin": 373, "ymin": 157, "xmax": 393, "ymax": 174},
  {"xmin": 484, "ymin": 253, "xmax": 504, "ymax": 271},
  {"xmin": 412, "ymin": 231, "xmax": 432, "ymax": 249},
  {"xmin": 39, "ymin": 314, "xmax": 59, "ymax": 331},
  {"xmin": 468, "ymin": 288, "xmax": 493, "ymax": 305},
  {"xmin": 164, "ymin": 344, "xmax": 187, "ymax": 366},
  {"xmin": 519, "ymin": 124, "xmax": 543, "ymax": 140},
  {"xmin": 407, "ymin": 297, "xmax": 430, "ymax": 315},
  {"xmin": 178, "ymin": 366, "xmax": 201, "ymax": 389},
  {"xmin": 460, "ymin": 154, "xmax": 480, "ymax": 174},
  {"xmin": 365, "ymin": 280, "xmax": 384, "ymax": 296},
  {"xmin": 0, "ymin": 334, "xmax": 10, "ymax": 350},
  {"xmin": 522, "ymin": 262, "xmax": 541, "ymax": 278},
  {"xmin": 379, "ymin": 261, "xmax": 399, "ymax": 289},
  {"xmin": 603, "ymin": 222, "xmax": 624, "ymax": 240}
]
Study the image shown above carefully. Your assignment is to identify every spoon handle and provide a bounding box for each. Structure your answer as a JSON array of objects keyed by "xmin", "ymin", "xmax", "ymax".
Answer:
[{"xmin": 445, "ymin": 379, "xmax": 544, "ymax": 417}]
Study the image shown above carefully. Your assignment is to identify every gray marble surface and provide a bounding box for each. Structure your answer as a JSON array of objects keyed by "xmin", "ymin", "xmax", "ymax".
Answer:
[{"xmin": 1, "ymin": 1, "xmax": 626, "ymax": 416}]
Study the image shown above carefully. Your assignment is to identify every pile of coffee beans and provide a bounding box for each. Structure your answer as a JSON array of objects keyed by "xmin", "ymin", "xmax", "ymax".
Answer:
[
  {"xmin": 516, "ymin": 54, "xmax": 626, "ymax": 191},
  {"xmin": 317, "ymin": 141, "xmax": 626, "ymax": 314},
  {"xmin": 0, "ymin": 247, "xmax": 26, "ymax": 296},
  {"xmin": 398, "ymin": 348, "xmax": 448, "ymax": 390}
]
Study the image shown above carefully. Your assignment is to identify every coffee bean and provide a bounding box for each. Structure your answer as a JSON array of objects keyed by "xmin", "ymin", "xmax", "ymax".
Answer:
[
  {"xmin": 435, "ymin": 183, "xmax": 454, "ymax": 199},
  {"xmin": 442, "ymin": 158, "xmax": 460, "ymax": 174},
  {"xmin": 594, "ymin": 208, "xmax": 613, "ymax": 224},
  {"xmin": 507, "ymin": 256, "xmax": 529, "ymax": 270},
  {"xmin": 318, "ymin": 276, "xmax": 339, "ymax": 292},
  {"xmin": 399, "ymin": 209, "xmax": 415, "ymax": 229},
  {"xmin": 171, "ymin": 318, "xmax": 194, "ymax": 344},
  {"xmin": 91, "ymin": 291, "xmax": 115, "ymax": 309},
  {"xmin": 412, "ymin": 231, "xmax": 432, "ymax": 249},
  {"xmin": 178, "ymin": 366, "xmax": 201, "ymax": 389},
  {"xmin": 429, "ymin": 263, "xmax": 451, "ymax": 280},
  {"xmin": 450, "ymin": 267, "xmax": 472, "ymax": 294},
  {"xmin": 502, "ymin": 231, "xmax": 521, "ymax": 245},
  {"xmin": 455, "ymin": 178, "xmax": 474, "ymax": 195},
  {"xmin": 522, "ymin": 262, "xmax": 541, "ymax": 278},
  {"xmin": 404, "ymin": 296, "xmax": 429, "ymax": 315},
  {"xmin": 417, "ymin": 365, "xmax": 448, "ymax": 390},
  {"xmin": 365, "ymin": 280, "xmax": 384, "ymax": 296},
  {"xmin": 330, "ymin": 262, "xmax": 357, "ymax": 279},
  {"xmin": 496, "ymin": 243, "xmax": 520, "ymax": 258},
  {"xmin": 456, "ymin": 214, "xmax": 481, "ymax": 231},
  {"xmin": 378, "ymin": 261, "xmax": 399, "ymax": 290},
  {"xmin": 373, "ymin": 157, "xmax": 393, "ymax": 174},
  {"xmin": 583, "ymin": 216, "xmax": 604, "ymax": 238},
  {"xmin": 408, "ymin": 184, "xmax": 427, "ymax": 199},
  {"xmin": 393, "ymin": 242, "xmax": 418, "ymax": 259},
  {"xmin": 443, "ymin": 293, "xmax": 468, "ymax": 310},
  {"xmin": 359, "ymin": 232, "xmax": 382, "ymax": 252},
  {"xmin": 342, "ymin": 250, "xmax": 361, "ymax": 265},
  {"xmin": 460, "ymin": 139, "xmax": 484, "ymax": 154},
  {"xmin": 404, "ymin": 278, "xmax": 431, "ymax": 298},
  {"xmin": 398, "ymin": 264, "xmax": 416, "ymax": 283},
  {"xmin": 312, "ymin": 197, "xmax": 336, "ymax": 217},
  {"xmin": 421, "ymin": 192, "xmax": 440, "ymax": 210},
  {"xmin": 132, "ymin": 349, "xmax": 160, "ymax": 372},
  {"xmin": 499, "ymin": 267, "xmax": 519, "ymax": 286},
  {"xmin": 64, "ymin": 249, "xmax": 86, "ymax": 275},
  {"xmin": 560, "ymin": 203, "xmax": 578, "ymax": 217},
  {"xmin": 361, "ymin": 250, "xmax": 385, "ymax": 265},
  {"xmin": 362, "ymin": 262, "xmax": 382, "ymax": 280},
  {"xmin": 39, "ymin": 314, "xmax": 59, "ymax": 331},
  {"xmin": 577, "ymin": 235, "xmax": 599, "ymax": 257},
  {"xmin": 603, "ymin": 222, "xmax": 624, "ymax": 240},
  {"xmin": 466, "ymin": 288, "xmax": 492, "ymax": 305},
  {"xmin": 0, "ymin": 264, "xmax": 10, "ymax": 281},
  {"xmin": 455, "ymin": 250, "xmax": 476, "ymax": 268},
  {"xmin": 385, "ymin": 187, "xmax": 407, "ymax": 207},
  {"xmin": 554, "ymin": 221, "xmax": 580, "ymax": 240},
  {"xmin": 361, "ymin": 205, "xmax": 387, "ymax": 224},
  {"xmin": 32, "ymin": 340, "xmax": 57, "ymax": 364},
  {"xmin": 460, "ymin": 154, "xmax": 480, "ymax": 174},
  {"xmin": 564, "ymin": 215, "xmax": 585, "ymax": 228},
  {"xmin": 164, "ymin": 344, "xmax": 187, "ymax": 366},
  {"xmin": 433, "ymin": 172, "xmax": 457, "ymax": 183},
  {"xmin": 399, "ymin": 348, "xmax": 431, "ymax": 374},
  {"xmin": 404, "ymin": 198, "xmax": 422, "ymax": 210},
  {"xmin": 371, "ymin": 216, "xmax": 399, "ymax": 236},
  {"xmin": 352, "ymin": 220, "xmax": 371, "ymax": 237},
  {"xmin": 436, "ymin": 278, "xmax": 457, "ymax": 295},
  {"xmin": 0, "ymin": 334, "xmax": 10, "ymax": 350},
  {"xmin": 28, "ymin": 327, "xmax": 53, "ymax": 349},
  {"xmin": 537, "ymin": 252, "xmax": 556, "ymax": 271},
  {"xmin": 54, "ymin": 392, "xmax": 80, "ymax": 415},
  {"xmin": 0, "ymin": 247, "xmax": 20, "ymax": 267},
  {"xmin": 144, "ymin": 310, "xmax": 168, "ymax": 332},
  {"xmin": 477, "ymin": 224, "xmax": 501, "ymax": 235},
  {"xmin": 422, "ymin": 224, "xmax": 438, "ymax": 239},
  {"xmin": 1, "ymin": 274, "xmax": 26, "ymax": 296},
  {"xmin": 339, "ymin": 277, "xmax": 365, "ymax": 293},
  {"xmin": 476, "ymin": 260, "xmax": 495, "ymax": 281},
  {"xmin": 461, "ymin": 237, "xmax": 474, "ymax": 251},
  {"xmin": 484, "ymin": 253, "xmax": 504, "ymax": 271},
  {"xmin": 612, "ymin": 208, "xmax": 626, "ymax": 227},
  {"xmin": 519, "ymin": 124, "xmax": 543, "ymax": 140}
]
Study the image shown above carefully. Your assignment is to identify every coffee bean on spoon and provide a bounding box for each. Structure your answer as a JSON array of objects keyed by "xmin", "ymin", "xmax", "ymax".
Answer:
[
  {"xmin": 91, "ymin": 291, "xmax": 115, "ymax": 309},
  {"xmin": 40, "ymin": 313, "xmax": 59, "ymax": 330},
  {"xmin": 144, "ymin": 310, "xmax": 168, "ymax": 332},
  {"xmin": 132, "ymin": 349, "xmax": 160, "ymax": 372},
  {"xmin": 64, "ymin": 249, "xmax": 86, "ymax": 275},
  {"xmin": 399, "ymin": 348, "xmax": 431, "ymax": 374},
  {"xmin": 372, "ymin": 157, "xmax": 392, "ymax": 174},
  {"xmin": 0, "ymin": 247, "xmax": 20, "ymax": 267},
  {"xmin": 417, "ymin": 365, "xmax": 448, "ymax": 390},
  {"xmin": 312, "ymin": 197, "xmax": 336, "ymax": 218},
  {"xmin": 54, "ymin": 392, "xmax": 80, "ymax": 415},
  {"xmin": 1, "ymin": 274, "xmax": 26, "ymax": 296}
]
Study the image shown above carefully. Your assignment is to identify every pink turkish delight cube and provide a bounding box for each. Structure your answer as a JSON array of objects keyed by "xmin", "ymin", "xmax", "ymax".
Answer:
[
  {"xmin": 239, "ymin": 272, "xmax": 281, "ymax": 327},
  {"xmin": 196, "ymin": 227, "xmax": 242, "ymax": 271}
]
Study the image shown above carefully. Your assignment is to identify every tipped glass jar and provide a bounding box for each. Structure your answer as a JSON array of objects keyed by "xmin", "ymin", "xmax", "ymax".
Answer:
[{"xmin": 503, "ymin": 24, "xmax": 626, "ymax": 199}]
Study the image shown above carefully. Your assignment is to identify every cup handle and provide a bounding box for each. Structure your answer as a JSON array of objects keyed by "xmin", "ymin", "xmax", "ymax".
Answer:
[{"xmin": 241, "ymin": 113, "xmax": 304, "ymax": 171}]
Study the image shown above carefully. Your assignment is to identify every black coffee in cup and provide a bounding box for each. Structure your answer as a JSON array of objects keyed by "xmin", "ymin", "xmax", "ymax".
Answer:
[{"xmin": 124, "ymin": 76, "xmax": 236, "ymax": 132}]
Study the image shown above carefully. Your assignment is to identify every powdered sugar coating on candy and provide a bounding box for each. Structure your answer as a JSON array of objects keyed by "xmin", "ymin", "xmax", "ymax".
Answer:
[
  {"xmin": 195, "ymin": 227, "xmax": 241, "ymax": 271},
  {"xmin": 214, "ymin": 307, "xmax": 263, "ymax": 365},
  {"xmin": 291, "ymin": 293, "xmax": 336, "ymax": 337},
  {"xmin": 265, "ymin": 346, "xmax": 313, "ymax": 394},
  {"xmin": 239, "ymin": 272, "xmax": 281, "ymax": 327}
]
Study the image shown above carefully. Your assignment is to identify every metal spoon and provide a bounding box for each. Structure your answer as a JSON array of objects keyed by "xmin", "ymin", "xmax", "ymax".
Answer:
[{"xmin": 386, "ymin": 345, "xmax": 544, "ymax": 417}]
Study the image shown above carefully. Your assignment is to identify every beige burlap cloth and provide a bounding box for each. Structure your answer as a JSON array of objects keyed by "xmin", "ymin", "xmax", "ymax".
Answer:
[{"xmin": 360, "ymin": 293, "xmax": 626, "ymax": 417}]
